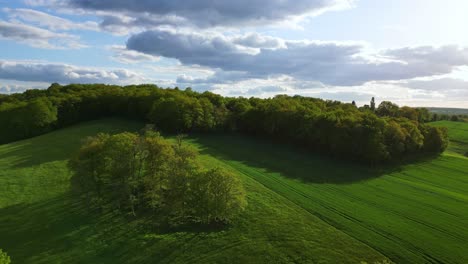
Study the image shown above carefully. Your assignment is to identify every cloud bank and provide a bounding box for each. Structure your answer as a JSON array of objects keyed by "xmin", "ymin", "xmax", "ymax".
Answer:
[
  {"xmin": 5, "ymin": 8, "xmax": 99, "ymax": 31},
  {"xmin": 0, "ymin": 20, "xmax": 85, "ymax": 49},
  {"xmin": 62, "ymin": 0, "xmax": 352, "ymax": 28},
  {"xmin": 127, "ymin": 30, "xmax": 468, "ymax": 86},
  {"xmin": 0, "ymin": 60, "xmax": 146, "ymax": 84}
]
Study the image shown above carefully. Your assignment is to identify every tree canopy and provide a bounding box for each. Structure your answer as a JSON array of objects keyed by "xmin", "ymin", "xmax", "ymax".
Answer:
[
  {"xmin": 69, "ymin": 131, "xmax": 247, "ymax": 226},
  {"xmin": 0, "ymin": 83, "xmax": 449, "ymax": 164},
  {"xmin": 0, "ymin": 249, "xmax": 10, "ymax": 264}
]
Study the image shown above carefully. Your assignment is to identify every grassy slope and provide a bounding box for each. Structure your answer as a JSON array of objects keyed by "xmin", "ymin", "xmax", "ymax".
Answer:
[
  {"xmin": 432, "ymin": 120, "xmax": 468, "ymax": 155},
  {"xmin": 0, "ymin": 119, "xmax": 387, "ymax": 264},
  {"xmin": 189, "ymin": 123, "xmax": 468, "ymax": 263}
]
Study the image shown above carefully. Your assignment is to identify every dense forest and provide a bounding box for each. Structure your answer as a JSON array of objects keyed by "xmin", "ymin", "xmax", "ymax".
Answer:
[{"xmin": 0, "ymin": 83, "xmax": 448, "ymax": 164}]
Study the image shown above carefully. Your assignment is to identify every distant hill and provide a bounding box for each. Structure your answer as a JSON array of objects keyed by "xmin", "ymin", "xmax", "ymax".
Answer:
[{"xmin": 427, "ymin": 107, "xmax": 468, "ymax": 115}]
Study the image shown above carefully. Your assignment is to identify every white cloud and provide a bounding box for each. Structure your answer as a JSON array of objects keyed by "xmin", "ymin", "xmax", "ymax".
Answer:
[
  {"xmin": 30, "ymin": 0, "xmax": 354, "ymax": 29},
  {"xmin": 406, "ymin": 78, "xmax": 468, "ymax": 91},
  {"xmin": 232, "ymin": 33, "xmax": 285, "ymax": 49},
  {"xmin": 13, "ymin": 1, "xmax": 468, "ymax": 108},
  {"xmin": 0, "ymin": 60, "xmax": 148, "ymax": 84},
  {"xmin": 0, "ymin": 20, "xmax": 86, "ymax": 49},
  {"xmin": 107, "ymin": 45, "xmax": 160, "ymax": 64},
  {"xmin": 4, "ymin": 8, "xmax": 99, "ymax": 31},
  {"xmin": 127, "ymin": 29, "xmax": 468, "ymax": 87}
]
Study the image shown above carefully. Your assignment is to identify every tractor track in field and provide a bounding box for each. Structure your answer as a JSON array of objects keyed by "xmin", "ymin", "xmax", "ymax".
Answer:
[
  {"xmin": 217, "ymin": 161, "xmax": 395, "ymax": 262},
  {"xmin": 321, "ymin": 181, "xmax": 467, "ymax": 242},
  {"xmin": 217, "ymin": 158, "xmax": 451, "ymax": 264}
]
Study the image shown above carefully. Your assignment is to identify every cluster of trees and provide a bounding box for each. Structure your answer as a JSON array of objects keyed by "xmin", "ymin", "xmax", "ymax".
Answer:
[
  {"xmin": 371, "ymin": 99, "xmax": 468, "ymax": 123},
  {"xmin": 0, "ymin": 249, "xmax": 10, "ymax": 264},
  {"xmin": 0, "ymin": 83, "xmax": 449, "ymax": 164},
  {"xmin": 69, "ymin": 130, "xmax": 247, "ymax": 226},
  {"xmin": 0, "ymin": 97, "xmax": 57, "ymax": 144},
  {"xmin": 372, "ymin": 100, "xmax": 431, "ymax": 122},
  {"xmin": 234, "ymin": 97, "xmax": 448, "ymax": 163},
  {"xmin": 431, "ymin": 113, "xmax": 468, "ymax": 122}
]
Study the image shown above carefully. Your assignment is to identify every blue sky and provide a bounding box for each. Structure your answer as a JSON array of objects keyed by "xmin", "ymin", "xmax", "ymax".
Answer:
[{"xmin": 0, "ymin": 0, "xmax": 467, "ymax": 107}]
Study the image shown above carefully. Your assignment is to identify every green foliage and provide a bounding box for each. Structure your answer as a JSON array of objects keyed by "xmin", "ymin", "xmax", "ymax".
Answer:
[
  {"xmin": 190, "ymin": 168, "xmax": 247, "ymax": 224},
  {"xmin": 0, "ymin": 97, "xmax": 57, "ymax": 143},
  {"xmin": 422, "ymin": 126, "xmax": 449, "ymax": 153},
  {"xmin": 69, "ymin": 131, "xmax": 247, "ymax": 225},
  {"xmin": 0, "ymin": 84, "xmax": 448, "ymax": 164},
  {"xmin": 0, "ymin": 249, "xmax": 11, "ymax": 264},
  {"xmin": 376, "ymin": 101, "xmax": 399, "ymax": 117}
]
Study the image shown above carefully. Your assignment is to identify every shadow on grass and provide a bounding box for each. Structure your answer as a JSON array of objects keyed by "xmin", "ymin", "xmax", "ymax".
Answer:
[
  {"xmin": 0, "ymin": 193, "xmax": 146, "ymax": 264},
  {"xmin": 190, "ymin": 133, "xmax": 440, "ymax": 184},
  {"xmin": 0, "ymin": 118, "xmax": 144, "ymax": 169},
  {"xmin": 0, "ymin": 192, "xmax": 227, "ymax": 264},
  {"xmin": 154, "ymin": 220, "xmax": 231, "ymax": 235}
]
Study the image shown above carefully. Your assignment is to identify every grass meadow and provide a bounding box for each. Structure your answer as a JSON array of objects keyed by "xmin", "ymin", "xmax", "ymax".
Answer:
[{"xmin": 1, "ymin": 119, "xmax": 467, "ymax": 263}]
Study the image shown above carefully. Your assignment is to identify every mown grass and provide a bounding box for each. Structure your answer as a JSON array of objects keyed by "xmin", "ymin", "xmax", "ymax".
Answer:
[{"xmin": 0, "ymin": 119, "xmax": 388, "ymax": 263}]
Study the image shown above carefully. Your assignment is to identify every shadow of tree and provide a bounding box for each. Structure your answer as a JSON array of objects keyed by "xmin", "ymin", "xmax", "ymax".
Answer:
[
  {"xmin": 0, "ymin": 192, "xmax": 230, "ymax": 264},
  {"xmin": 0, "ymin": 193, "xmax": 154, "ymax": 263},
  {"xmin": 190, "ymin": 133, "xmax": 406, "ymax": 184},
  {"xmin": 0, "ymin": 118, "xmax": 144, "ymax": 169}
]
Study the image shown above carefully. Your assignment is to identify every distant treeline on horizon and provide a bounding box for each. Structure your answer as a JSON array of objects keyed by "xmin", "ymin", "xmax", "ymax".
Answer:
[{"xmin": 0, "ymin": 83, "xmax": 451, "ymax": 164}]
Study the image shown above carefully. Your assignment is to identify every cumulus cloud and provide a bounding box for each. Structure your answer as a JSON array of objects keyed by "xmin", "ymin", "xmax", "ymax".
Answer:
[
  {"xmin": 108, "ymin": 45, "xmax": 160, "ymax": 64},
  {"xmin": 98, "ymin": 13, "xmax": 188, "ymax": 35},
  {"xmin": 4, "ymin": 8, "xmax": 99, "ymax": 31},
  {"xmin": 0, "ymin": 20, "xmax": 86, "ymax": 49},
  {"xmin": 384, "ymin": 45, "xmax": 468, "ymax": 66},
  {"xmin": 0, "ymin": 60, "xmax": 147, "ymax": 84},
  {"xmin": 245, "ymin": 85, "xmax": 288, "ymax": 95},
  {"xmin": 406, "ymin": 78, "xmax": 468, "ymax": 91},
  {"xmin": 50, "ymin": 0, "xmax": 353, "ymax": 29},
  {"xmin": 128, "ymin": 30, "xmax": 468, "ymax": 86},
  {"xmin": 177, "ymin": 71, "xmax": 256, "ymax": 85},
  {"xmin": 231, "ymin": 33, "xmax": 285, "ymax": 49},
  {"xmin": 0, "ymin": 84, "xmax": 33, "ymax": 94}
]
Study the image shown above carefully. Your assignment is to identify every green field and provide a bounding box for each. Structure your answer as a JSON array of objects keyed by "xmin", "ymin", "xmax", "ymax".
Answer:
[
  {"xmin": 1, "ymin": 119, "xmax": 467, "ymax": 263},
  {"xmin": 432, "ymin": 121, "xmax": 468, "ymax": 156}
]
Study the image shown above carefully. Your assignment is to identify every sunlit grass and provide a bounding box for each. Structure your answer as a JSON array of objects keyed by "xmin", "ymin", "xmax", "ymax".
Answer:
[{"xmin": 0, "ymin": 119, "xmax": 387, "ymax": 263}]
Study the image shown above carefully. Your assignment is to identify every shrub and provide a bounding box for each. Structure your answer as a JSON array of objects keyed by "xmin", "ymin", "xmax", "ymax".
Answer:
[{"xmin": 0, "ymin": 249, "xmax": 11, "ymax": 264}]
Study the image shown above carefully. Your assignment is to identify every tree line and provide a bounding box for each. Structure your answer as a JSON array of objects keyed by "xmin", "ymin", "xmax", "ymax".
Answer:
[
  {"xmin": 0, "ymin": 83, "xmax": 449, "ymax": 164},
  {"xmin": 69, "ymin": 130, "xmax": 247, "ymax": 226}
]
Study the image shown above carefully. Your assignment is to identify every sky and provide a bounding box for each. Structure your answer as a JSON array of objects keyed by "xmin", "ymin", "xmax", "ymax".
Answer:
[{"xmin": 0, "ymin": 0, "xmax": 467, "ymax": 107}]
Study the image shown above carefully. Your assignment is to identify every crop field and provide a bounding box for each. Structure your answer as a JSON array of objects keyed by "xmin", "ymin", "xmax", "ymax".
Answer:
[
  {"xmin": 191, "ymin": 132, "xmax": 468, "ymax": 263},
  {"xmin": 432, "ymin": 121, "xmax": 468, "ymax": 155},
  {"xmin": 1, "ymin": 118, "xmax": 467, "ymax": 263}
]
